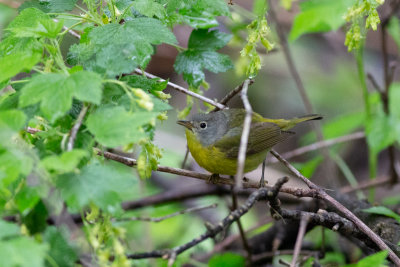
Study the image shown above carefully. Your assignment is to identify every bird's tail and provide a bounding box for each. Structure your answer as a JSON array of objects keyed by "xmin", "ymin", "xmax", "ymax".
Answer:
[{"xmin": 263, "ymin": 114, "xmax": 322, "ymax": 130}]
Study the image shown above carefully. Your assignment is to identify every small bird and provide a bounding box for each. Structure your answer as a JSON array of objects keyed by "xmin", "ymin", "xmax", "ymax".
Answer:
[{"xmin": 177, "ymin": 108, "xmax": 322, "ymax": 184}]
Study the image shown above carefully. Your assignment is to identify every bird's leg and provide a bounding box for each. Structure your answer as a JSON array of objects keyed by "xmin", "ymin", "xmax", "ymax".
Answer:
[
  {"xmin": 259, "ymin": 158, "xmax": 267, "ymax": 187},
  {"xmin": 207, "ymin": 173, "xmax": 220, "ymax": 184}
]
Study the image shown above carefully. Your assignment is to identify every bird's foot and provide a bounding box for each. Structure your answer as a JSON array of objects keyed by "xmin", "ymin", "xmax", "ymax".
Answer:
[{"xmin": 207, "ymin": 173, "xmax": 220, "ymax": 184}]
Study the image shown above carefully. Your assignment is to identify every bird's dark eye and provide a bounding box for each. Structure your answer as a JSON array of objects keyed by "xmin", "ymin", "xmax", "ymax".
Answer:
[{"xmin": 200, "ymin": 122, "xmax": 207, "ymax": 129}]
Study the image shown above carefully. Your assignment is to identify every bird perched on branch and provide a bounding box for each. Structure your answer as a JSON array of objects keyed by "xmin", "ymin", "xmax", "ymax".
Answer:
[{"xmin": 178, "ymin": 108, "xmax": 322, "ymax": 185}]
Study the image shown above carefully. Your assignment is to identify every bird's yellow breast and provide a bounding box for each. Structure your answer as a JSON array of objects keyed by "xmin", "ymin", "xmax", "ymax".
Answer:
[{"xmin": 185, "ymin": 129, "xmax": 268, "ymax": 175}]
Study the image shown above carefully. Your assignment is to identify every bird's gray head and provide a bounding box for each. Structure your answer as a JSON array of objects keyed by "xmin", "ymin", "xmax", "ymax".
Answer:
[{"xmin": 177, "ymin": 111, "xmax": 228, "ymax": 146}]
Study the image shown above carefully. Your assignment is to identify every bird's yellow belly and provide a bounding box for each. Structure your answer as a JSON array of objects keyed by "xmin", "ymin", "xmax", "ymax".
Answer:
[{"xmin": 186, "ymin": 130, "xmax": 267, "ymax": 175}]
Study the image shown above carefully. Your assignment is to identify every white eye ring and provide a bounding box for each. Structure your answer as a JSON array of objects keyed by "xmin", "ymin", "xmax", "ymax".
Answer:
[{"xmin": 199, "ymin": 122, "xmax": 207, "ymax": 129}]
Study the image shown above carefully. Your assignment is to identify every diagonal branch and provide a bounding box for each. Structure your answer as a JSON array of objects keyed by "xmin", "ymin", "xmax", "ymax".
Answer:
[
  {"xmin": 270, "ymin": 149, "xmax": 400, "ymax": 265},
  {"xmin": 67, "ymin": 104, "xmax": 89, "ymax": 151},
  {"xmin": 134, "ymin": 68, "xmax": 226, "ymax": 110},
  {"xmin": 268, "ymin": 131, "xmax": 365, "ymax": 163}
]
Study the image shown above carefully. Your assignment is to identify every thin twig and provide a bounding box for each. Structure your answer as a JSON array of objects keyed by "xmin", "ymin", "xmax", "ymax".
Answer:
[
  {"xmin": 126, "ymin": 177, "xmax": 289, "ymax": 260},
  {"xmin": 252, "ymin": 249, "xmax": 319, "ymax": 262},
  {"xmin": 236, "ymin": 79, "xmax": 252, "ymax": 189},
  {"xmin": 118, "ymin": 203, "xmax": 217, "ymax": 223},
  {"xmin": 212, "ymin": 80, "xmax": 255, "ymax": 112},
  {"xmin": 341, "ymin": 176, "xmax": 391, "ymax": 193},
  {"xmin": 134, "ymin": 69, "xmax": 226, "ymax": 110},
  {"xmin": 367, "ymin": 73, "xmax": 383, "ymax": 93},
  {"xmin": 231, "ymin": 186, "xmax": 252, "ymax": 263},
  {"xmin": 270, "ymin": 149, "xmax": 400, "ymax": 265},
  {"xmin": 181, "ymin": 146, "xmax": 190, "ymax": 169},
  {"xmin": 290, "ymin": 215, "xmax": 309, "ymax": 267},
  {"xmin": 96, "ymin": 148, "xmax": 320, "ymax": 196},
  {"xmin": 267, "ymin": 132, "xmax": 365, "ymax": 163},
  {"xmin": 26, "ymin": 127, "xmax": 42, "ymax": 134},
  {"xmin": 67, "ymin": 105, "xmax": 89, "ymax": 151}
]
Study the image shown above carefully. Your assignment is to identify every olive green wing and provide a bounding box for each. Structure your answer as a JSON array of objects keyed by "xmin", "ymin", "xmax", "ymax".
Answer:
[{"xmin": 214, "ymin": 122, "xmax": 294, "ymax": 158}]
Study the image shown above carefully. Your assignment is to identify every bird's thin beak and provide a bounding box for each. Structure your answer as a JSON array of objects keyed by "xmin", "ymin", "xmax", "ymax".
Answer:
[{"xmin": 177, "ymin": 120, "xmax": 193, "ymax": 131}]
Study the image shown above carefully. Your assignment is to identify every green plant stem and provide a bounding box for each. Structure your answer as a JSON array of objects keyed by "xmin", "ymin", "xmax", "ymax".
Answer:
[
  {"xmin": 330, "ymin": 152, "xmax": 365, "ymax": 199},
  {"xmin": 59, "ymin": 21, "xmax": 84, "ymax": 36},
  {"xmin": 356, "ymin": 46, "xmax": 376, "ymax": 202},
  {"xmin": 103, "ymin": 79, "xmax": 134, "ymax": 100}
]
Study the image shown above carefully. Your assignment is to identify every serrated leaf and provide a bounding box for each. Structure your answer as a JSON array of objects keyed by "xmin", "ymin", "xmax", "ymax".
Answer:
[
  {"xmin": 188, "ymin": 29, "xmax": 232, "ymax": 50},
  {"xmin": 10, "ymin": 18, "xmax": 63, "ymax": 38},
  {"xmin": 19, "ymin": 71, "xmax": 103, "ymax": 122},
  {"xmin": 121, "ymin": 75, "xmax": 168, "ymax": 92},
  {"xmin": 86, "ymin": 106, "xmax": 158, "ymax": 147},
  {"xmin": 362, "ymin": 206, "xmax": 400, "ymax": 223},
  {"xmin": 68, "ymin": 71, "xmax": 103, "ymax": 104},
  {"xmin": 0, "ymin": 237, "xmax": 48, "ymax": 267},
  {"xmin": 132, "ymin": 0, "xmax": 164, "ymax": 18},
  {"xmin": 19, "ymin": 73, "xmax": 73, "ymax": 122},
  {"xmin": 56, "ymin": 160, "xmax": 137, "ymax": 212},
  {"xmin": 43, "ymin": 227, "xmax": 78, "ymax": 267},
  {"xmin": 42, "ymin": 149, "xmax": 88, "ymax": 173},
  {"xmin": 19, "ymin": 0, "xmax": 77, "ymax": 12},
  {"xmin": 174, "ymin": 29, "xmax": 233, "ymax": 87},
  {"xmin": 177, "ymin": 0, "xmax": 230, "ymax": 29},
  {"xmin": 289, "ymin": 0, "xmax": 356, "ymax": 41},
  {"xmin": 209, "ymin": 253, "xmax": 245, "ymax": 267},
  {"xmin": 68, "ymin": 18, "xmax": 176, "ymax": 77},
  {"xmin": 0, "ymin": 51, "xmax": 41, "ymax": 84},
  {"xmin": 6, "ymin": 7, "xmax": 48, "ymax": 31}
]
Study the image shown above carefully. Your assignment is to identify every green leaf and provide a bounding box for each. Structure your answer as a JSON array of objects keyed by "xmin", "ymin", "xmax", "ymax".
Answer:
[
  {"xmin": 19, "ymin": 0, "xmax": 77, "ymax": 12},
  {"xmin": 68, "ymin": 71, "xmax": 103, "ymax": 104},
  {"xmin": 42, "ymin": 149, "xmax": 88, "ymax": 174},
  {"xmin": 56, "ymin": 160, "xmax": 137, "ymax": 212},
  {"xmin": 387, "ymin": 17, "xmax": 400, "ymax": 51},
  {"xmin": 0, "ymin": 237, "xmax": 48, "ymax": 267},
  {"xmin": 174, "ymin": 29, "xmax": 233, "ymax": 87},
  {"xmin": 0, "ymin": 220, "xmax": 20, "ymax": 239},
  {"xmin": 208, "ymin": 253, "xmax": 245, "ymax": 267},
  {"xmin": 174, "ymin": 0, "xmax": 230, "ymax": 29},
  {"xmin": 289, "ymin": 0, "xmax": 356, "ymax": 41},
  {"xmin": 44, "ymin": 0, "xmax": 78, "ymax": 12},
  {"xmin": 43, "ymin": 227, "xmax": 78, "ymax": 267},
  {"xmin": 132, "ymin": 0, "xmax": 165, "ymax": 18},
  {"xmin": 0, "ymin": 109, "xmax": 26, "ymax": 131},
  {"xmin": 362, "ymin": 206, "xmax": 400, "ymax": 223},
  {"xmin": 86, "ymin": 106, "xmax": 158, "ymax": 147},
  {"xmin": 0, "ymin": 51, "xmax": 41, "ymax": 84},
  {"xmin": 6, "ymin": 7, "xmax": 47, "ymax": 31},
  {"xmin": 389, "ymin": 83, "xmax": 400, "ymax": 119},
  {"xmin": 121, "ymin": 75, "xmax": 168, "ymax": 92},
  {"xmin": 19, "ymin": 71, "xmax": 103, "ymax": 122},
  {"xmin": 19, "ymin": 73, "xmax": 73, "ymax": 122},
  {"xmin": 343, "ymin": 250, "xmax": 388, "ymax": 267},
  {"xmin": 22, "ymin": 199, "xmax": 48, "ymax": 234},
  {"xmin": 68, "ymin": 18, "xmax": 176, "ymax": 77},
  {"xmin": 0, "ymin": 147, "xmax": 34, "ymax": 186},
  {"xmin": 10, "ymin": 18, "xmax": 63, "ymax": 38},
  {"xmin": 14, "ymin": 185, "xmax": 41, "ymax": 214}
]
